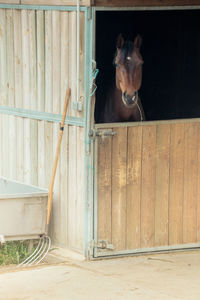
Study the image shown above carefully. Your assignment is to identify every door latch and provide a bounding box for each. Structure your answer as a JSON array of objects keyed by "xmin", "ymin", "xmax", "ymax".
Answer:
[{"xmin": 89, "ymin": 129, "xmax": 116, "ymax": 141}]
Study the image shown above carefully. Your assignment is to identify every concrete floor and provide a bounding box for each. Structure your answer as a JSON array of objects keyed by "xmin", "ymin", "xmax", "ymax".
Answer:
[{"xmin": 0, "ymin": 250, "xmax": 200, "ymax": 300}]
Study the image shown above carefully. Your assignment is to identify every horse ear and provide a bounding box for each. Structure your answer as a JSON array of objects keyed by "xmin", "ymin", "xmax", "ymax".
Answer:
[
  {"xmin": 117, "ymin": 34, "xmax": 124, "ymax": 49},
  {"xmin": 134, "ymin": 35, "xmax": 142, "ymax": 49}
]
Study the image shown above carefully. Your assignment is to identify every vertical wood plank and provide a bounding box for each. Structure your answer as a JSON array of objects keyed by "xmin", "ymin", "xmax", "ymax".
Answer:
[
  {"xmin": 6, "ymin": 10, "xmax": 15, "ymax": 180},
  {"xmin": 37, "ymin": 11, "xmax": 45, "ymax": 188},
  {"xmin": 13, "ymin": 9, "xmax": 22, "ymax": 109},
  {"xmin": 21, "ymin": 9, "xmax": 30, "ymax": 110},
  {"xmin": 28, "ymin": 10, "xmax": 37, "ymax": 111},
  {"xmin": 44, "ymin": 121, "xmax": 53, "ymax": 187},
  {"xmin": 32, "ymin": 120, "xmax": 38, "ymax": 185},
  {"xmin": 23, "ymin": 118, "xmax": 31, "ymax": 183},
  {"xmin": 169, "ymin": 123, "xmax": 184, "ymax": 245},
  {"xmin": 9, "ymin": 115, "xmax": 17, "ymax": 179},
  {"xmin": 45, "ymin": 11, "xmax": 53, "ymax": 113},
  {"xmin": 196, "ymin": 123, "xmax": 200, "ymax": 242},
  {"xmin": 6, "ymin": 9, "xmax": 15, "ymax": 107},
  {"xmin": 78, "ymin": 12, "xmax": 85, "ymax": 119},
  {"xmin": 76, "ymin": 126, "xmax": 84, "ymax": 251},
  {"xmin": 50, "ymin": 11, "xmax": 61, "ymax": 242},
  {"xmin": 2, "ymin": 115, "xmax": 9, "ymax": 177},
  {"xmin": 52, "ymin": 11, "xmax": 61, "ymax": 114},
  {"xmin": 29, "ymin": 11, "xmax": 38, "ymax": 186},
  {"xmin": 141, "ymin": 125, "xmax": 156, "ymax": 248},
  {"xmin": 37, "ymin": 10, "xmax": 45, "ymax": 112},
  {"xmin": 183, "ymin": 123, "xmax": 198, "ymax": 243},
  {"xmin": 126, "ymin": 126, "xmax": 142, "ymax": 249},
  {"xmin": 38, "ymin": 120, "xmax": 45, "ymax": 187},
  {"xmin": 50, "ymin": 122, "xmax": 61, "ymax": 244},
  {"xmin": 68, "ymin": 125, "xmax": 77, "ymax": 249},
  {"xmin": 60, "ymin": 125, "xmax": 69, "ymax": 246},
  {"xmin": 44, "ymin": 121, "xmax": 53, "ymax": 242},
  {"xmin": 0, "ymin": 9, "xmax": 7, "ymax": 105},
  {"xmin": 97, "ymin": 131, "xmax": 112, "ymax": 243},
  {"xmin": 59, "ymin": 11, "xmax": 69, "ymax": 247},
  {"xmin": 16, "ymin": 116, "xmax": 24, "ymax": 181},
  {"xmin": 13, "ymin": 12, "xmax": 23, "ymax": 181},
  {"xmin": 111, "ymin": 127, "xmax": 127, "ymax": 251},
  {"xmin": 60, "ymin": 12, "xmax": 69, "ymax": 111},
  {"xmin": 155, "ymin": 124, "xmax": 170, "ymax": 246},
  {"xmin": 68, "ymin": 12, "xmax": 77, "ymax": 117}
]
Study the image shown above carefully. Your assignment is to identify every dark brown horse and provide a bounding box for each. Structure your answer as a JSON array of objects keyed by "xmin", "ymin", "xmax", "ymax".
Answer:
[{"xmin": 99, "ymin": 34, "xmax": 145, "ymax": 123}]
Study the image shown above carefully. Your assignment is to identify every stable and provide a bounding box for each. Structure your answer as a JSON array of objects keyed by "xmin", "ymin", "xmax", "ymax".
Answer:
[{"xmin": 0, "ymin": 0, "xmax": 200, "ymax": 259}]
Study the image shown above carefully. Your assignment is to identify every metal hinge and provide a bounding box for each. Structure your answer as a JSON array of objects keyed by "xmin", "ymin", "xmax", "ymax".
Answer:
[
  {"xmin": 87, "ymin": 7, "xmax": 93, "ymax": 20},
  {"xmin": 92, "ymin": 240, "xmax": 115, "ymax": 250},
  {"xmin": 72, "ymin": 100, "xmax": 83, "ymax": 112}
]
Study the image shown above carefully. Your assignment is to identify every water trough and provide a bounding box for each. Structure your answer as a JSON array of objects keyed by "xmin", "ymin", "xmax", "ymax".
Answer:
[{"xmin": 0, "ymin": 177, "xmax": 48, "ymax": 244}]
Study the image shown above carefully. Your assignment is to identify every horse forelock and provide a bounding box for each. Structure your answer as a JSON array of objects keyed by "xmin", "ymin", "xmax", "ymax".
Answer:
[
  {"xmin": 114, "ymin": 41, "xmax": 134, "ymax": 65},
  {"xmin": 122, "ymin": 41, "xmax": 134, "ymax": 61}
]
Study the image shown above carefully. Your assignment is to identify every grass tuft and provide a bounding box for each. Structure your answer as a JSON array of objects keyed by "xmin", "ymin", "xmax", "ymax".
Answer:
[{"xmin": 0, "ymin": 240, "xmax": 33, "ymax": 265}]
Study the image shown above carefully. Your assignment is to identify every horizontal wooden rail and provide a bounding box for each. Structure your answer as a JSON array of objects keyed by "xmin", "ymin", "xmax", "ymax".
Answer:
[{"xmin": 0, "ymin": 105, "xmax": 84, "ymax": 126}]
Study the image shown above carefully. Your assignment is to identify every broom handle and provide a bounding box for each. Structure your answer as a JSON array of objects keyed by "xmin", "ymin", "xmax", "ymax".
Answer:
[{"xmin": 46, "ymin": 88, "xmax": 71, "ymax": 227}]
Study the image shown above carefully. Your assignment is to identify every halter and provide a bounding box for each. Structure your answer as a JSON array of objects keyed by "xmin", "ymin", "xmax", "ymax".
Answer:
[{"xmin": 122, "ymin": 91, "xmax": 144, "ymax": 121}]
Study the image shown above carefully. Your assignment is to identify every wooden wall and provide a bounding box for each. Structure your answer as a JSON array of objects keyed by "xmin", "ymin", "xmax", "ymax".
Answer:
[
  {"xmin": 0, "ymin": 115, "xmax": 85, "ymax": 251},
  {"xmin": 0, "ymin": 0, "xmax": 92, "ymax": 6},
  {"xmin": 0, "ymin": 8, "xmax": 85, "ymax": 118},
  {"xmin": 97, "ymin": 120, "xmax": 200, "ymax": 253},
  {"xmin": 0, "ymin": 8, "xmax": 85, "ymax": 253}
]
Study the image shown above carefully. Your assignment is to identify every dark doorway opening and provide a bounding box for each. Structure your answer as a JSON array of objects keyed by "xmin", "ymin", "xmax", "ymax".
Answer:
[{"xmin": 95, "ymin": 10, "xmax": 200, "ymax": 122}]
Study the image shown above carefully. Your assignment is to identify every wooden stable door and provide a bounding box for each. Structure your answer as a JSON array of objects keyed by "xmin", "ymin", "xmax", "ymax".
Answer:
[{"xmin": 95, "ymin": 120, "xmax": 200, "ymax": 257}]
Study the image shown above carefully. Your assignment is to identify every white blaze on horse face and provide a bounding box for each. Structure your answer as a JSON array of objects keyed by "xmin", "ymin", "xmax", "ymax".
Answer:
[{"xmin": 115, "ymin": 45, "xmax": 143, "ymax": 97}]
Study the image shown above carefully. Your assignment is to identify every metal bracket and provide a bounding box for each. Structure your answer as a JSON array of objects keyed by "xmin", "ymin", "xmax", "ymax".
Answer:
[
  {"xmin": 72, "ymin": 100, "xmax": 83, "ymax": 112},
  {"xmin": 95, "ymin": 130, "xmax": 116, "ymax": 138},
  {"xmin": 87, "ymin": 6, "xmax": 92, "ymax": 20},
  {"xmin": 89, "ymin": 129, "xmax": 116, "ymax": 140}
]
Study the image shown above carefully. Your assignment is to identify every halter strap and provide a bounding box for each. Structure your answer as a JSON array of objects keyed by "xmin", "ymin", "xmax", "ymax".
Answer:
[{"xmin": 121, "ymin": 91, "xmax": 143, "ymax": 121}]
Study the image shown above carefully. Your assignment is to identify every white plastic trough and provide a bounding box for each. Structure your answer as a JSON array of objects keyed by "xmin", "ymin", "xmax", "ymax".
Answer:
[{"xmin": 0, "ymin": 177, "xmax": 48, "ymax": 243}]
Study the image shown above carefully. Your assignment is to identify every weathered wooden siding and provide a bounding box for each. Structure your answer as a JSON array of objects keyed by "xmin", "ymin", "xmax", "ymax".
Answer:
[
  {"xmin": 96, "ymin": 120, "xmax": 200, "ymax": 254},
  {"xmin": 0, "ymin": 8, "xmax": 85, "ymax": 253},
  {"xmin": 0, "ymin": 115, "xmax": 85, "ymax": 252},
  {"xmin": 0, "ymin": 8, "xmax": 85, "ymax": 118},
  {"xmin": 0, "ymin": 0, "xmax": 92, "ymax": 6}
]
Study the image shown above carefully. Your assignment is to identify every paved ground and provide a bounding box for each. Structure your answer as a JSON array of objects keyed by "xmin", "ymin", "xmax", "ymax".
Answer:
[{"xmin": 0, "ymin": 250, "xmax": 200, "ymax": 300}]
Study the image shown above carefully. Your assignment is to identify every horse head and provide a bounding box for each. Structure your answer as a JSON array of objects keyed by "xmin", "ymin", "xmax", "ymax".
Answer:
[{"xmin": 114, "ymin": 34, "xmax": 144, "ymax": 107}]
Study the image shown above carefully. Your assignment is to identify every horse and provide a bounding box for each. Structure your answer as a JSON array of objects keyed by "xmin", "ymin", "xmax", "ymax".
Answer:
[{"xmin": 98, "ymin": 34, "xmax": 145, "ymax": 123}]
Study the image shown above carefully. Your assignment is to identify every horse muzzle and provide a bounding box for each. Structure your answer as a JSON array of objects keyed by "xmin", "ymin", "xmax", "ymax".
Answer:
[{"xmin": 122, "ymin": 91, "xmax": 138, "ymax": 107}]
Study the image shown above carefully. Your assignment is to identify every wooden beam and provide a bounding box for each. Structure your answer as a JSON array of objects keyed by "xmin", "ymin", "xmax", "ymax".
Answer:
[
  {"xmin": 93, "ymin": 0, "xmax": 200, "ymax": 7},
  {"xmin": 21, "ymin": 0, "xmax": 92, "ymax": 6},
  {"xmin": 0, "ymin": 1, "xmax": 20, "ymax": 3}
]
